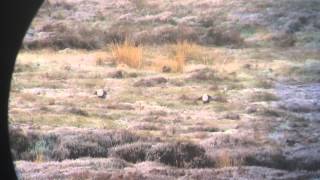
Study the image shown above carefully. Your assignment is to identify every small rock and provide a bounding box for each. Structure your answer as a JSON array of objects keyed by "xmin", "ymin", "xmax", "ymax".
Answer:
[
  {"xmin": 171, "ymin": 79, "xmax": 184, "ymax": 86},
  {"xmin": 108, "ymin": 70, "xmax": 123, "ymax": 79},
  {"xmin": 107, "ymin": 103, "xmax": 134, "ymax": 110},
  {"xmin": 246, "ymin": 105, "xmax": 258, "ymax": 113},
  {"xmin": 222, "ymin": 113, "xmax": 240, "ymax": 120},
  {"xmin": 94, "ymin": 89, "xmax": 107, "ymax": 98},
  {"xmin": 187, "ymin": 67, "xmax": 217, "ymax": 81},
  {"xmin": 148, "ymin": 110, "xmax": 168, "ymax": 116},
  {"xmin": 67, "ymin": 107, "xmax": 89, "ymax": 116},
  {"xmin": 286, "ymin": 139, "xmax": 296, "ymax": 146},
  {"xmin": 180, "ymin": 94, "xmax": 194, "ymax": 101},
  {"xmin": 64, "ymin": 65, "xmax": 71, "ymax": 71},
  {"xmin": 128, "ymin": 72, "xmax": 138, "ymax": 78},
  {"xmin": 134, "ymin": 77, "xmax": 167, "ymax": 87},
  {"xmin": 162, "ymin": 66, "xmax": 171, "ymax": 73},
  {"xmin": 243, "ymin": 64, "xmax": 251, "ymax": 69},
  {"xmin": 209, "ymin": 85, "xmax": 219, "ymax": 91}
]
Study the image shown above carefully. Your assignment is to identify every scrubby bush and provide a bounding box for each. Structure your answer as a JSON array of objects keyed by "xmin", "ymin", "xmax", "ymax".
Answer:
[
  {"xmin": 10, "ymin": 128, "xmax": 31, "ymax": 160},
  {"xmin": 11, "ymin": 132, "xmax": 60, "ymax": 161},
  {"xmin": 10, "ymin": 128, "xmax": 143, "ymax": 161},
  {"xmin": 133, "ymin": 25, "xmax": 199, "ymax": 45},
  {"xmin": 203, "ymin": 27, "xmax": 244, "ymax": 46},
  {"xmin": 109, "ymin": 142, "xmax": 152, "ymax": 163},
  {"xmin": 14, "ymin": 63, "xmax": 39, "ymax": 73},
  {"xmin": 24, "ymin": 23, "xmax": 107, "ymax": 50},
  {"xmin": 215, "ymin": 150, "xmax": 245, "ymax": 168},
  {"xmin": 249, "ymin": 91, "xmax": 279, "ymax": 102},
  {"xmin": 30, "ymin": 134, "xmax": 59, "ymax": 162},
  {"xmin": 272, "ymin": 32, "xmax": 296, "ymax": 47},
  {"xmin": 146, "ymin": 142, "xmax": 214, "ymax": 168},
  {"xmin": 53, "ymin": 130, "xmax": 141, "ymax": 160},
  {"xmin": 243, "ymin": 149, "xmax": 290, "ymax": 170},
  {"xmin": 60, "ymin": 139, "xmax": 108, "ymax": 160}
]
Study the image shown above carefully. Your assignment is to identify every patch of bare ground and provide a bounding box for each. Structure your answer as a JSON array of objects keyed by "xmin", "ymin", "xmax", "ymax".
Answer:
[
  {"xmin": 134, "ymin": 76, "xmax": 168, "ymax": 87},
  {"xmin": 186, "ymin": 67, "xmax": 217, "ymax": 80}
]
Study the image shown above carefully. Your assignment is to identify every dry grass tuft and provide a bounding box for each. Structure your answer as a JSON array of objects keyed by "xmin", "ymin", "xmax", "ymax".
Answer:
[
  {"xmin": 173, "ymin": 40, "xmax": 202, "ymax": 61},
  {"xmin": 216, "ymin": 151, "xmax": 243, "ymax": 168},
  {"xmin": 94, "ymin": 52, "xmax": 108, "ymax": 66},
  {"xmin": 216, "ymin": 151, "xmax": 232, "ymax": 168},
  {"xmin": 35, "ymin": 153, "xmax": 45, "ymax": 163},
  {"xmin": 174, "ymin": 50, "xmax": 186, "ymax": 73},
  {"xmin": 111, "ymin": 40, "xmax": 143, "ymax": 69},
  {"xmin": 95, "ymin": 58, "xmax": 104, "ymax": 66},
  {"xmin": 152, "ymin": 41, "xmax": 201, "ymax": 73},
  {"xmin": 152, "ymin": 58, "xmax": 179, "ymax": 73},
  {"xmin": 152, "ymin": 54, "xmax": 185, "ymax": 73},
  {"xmin": 129, "ymin": 0, "xmax": 148, "ymax": 10}
]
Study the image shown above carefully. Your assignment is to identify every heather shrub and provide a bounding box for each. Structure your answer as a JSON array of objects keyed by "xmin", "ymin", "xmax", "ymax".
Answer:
[
  {"xmin": 146, "ymin": 142, "xmax": 214, "ymax": 168},
  {"xmin": 10, "ymin": 128, "xmax": 143, "ymax": 161},
  {"xmin": 109, "ymin": 142, "xmax": 152, "ymax": 163},
  {"xmin": 10, "ymin": 128, "xmax": 31, "ymax": 160},
  {"xmin": 203, "ymin": 27, "xmax": 244, "ymax": 46}
]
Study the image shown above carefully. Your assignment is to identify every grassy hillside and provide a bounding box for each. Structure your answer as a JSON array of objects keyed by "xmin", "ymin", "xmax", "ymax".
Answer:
[{"xmin": 24, "ymin": 0, "xmax": 320, "ymax": 49}]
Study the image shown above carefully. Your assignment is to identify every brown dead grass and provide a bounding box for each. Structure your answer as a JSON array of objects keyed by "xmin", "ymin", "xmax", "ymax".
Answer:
[
  {"xmin": 151, "ymin": 41, "xmax": 201, "ymax": 73},
  {"xmin": 152, "ymin": 58, "xmax": 179, "ymax": 73},
  {"xmin": 174, "ymin": 50, "xmax": 186, "ymax": 73},
  {"xmin": 94, "ymin": 52, "xmax": 109, "ymax": 66},
  {"xmin": 173, "ymin": 40, "xmax": 202, "ymax": 61},
  {"xmin": 216, "ymin": 151, "xmax": 232, "ymax": 168},
  {"xmin": 216, "ymin": 151, "xmax": 244, "ymax": 168},
  {"xmin": 151, "ymin": 54, "xmax": 185, "ymax": 73},
  {"xmin": 35, "ymin": 153, "xmax": 45, "ymax": 163},
  {"xmin": 111, "ymin": 40, "xmax": 143, "ymax": 69}
]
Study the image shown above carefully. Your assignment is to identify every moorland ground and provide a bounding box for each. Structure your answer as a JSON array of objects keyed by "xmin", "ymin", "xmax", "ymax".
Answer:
[{"xmin": 10, "ymin": 0, "xmax": 320, "ymax": 179}]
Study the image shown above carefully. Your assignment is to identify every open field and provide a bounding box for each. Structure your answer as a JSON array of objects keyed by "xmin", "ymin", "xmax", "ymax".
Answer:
[{"xmin": 9, "ymin": 0, "xmax": 320, "ymax": 179}]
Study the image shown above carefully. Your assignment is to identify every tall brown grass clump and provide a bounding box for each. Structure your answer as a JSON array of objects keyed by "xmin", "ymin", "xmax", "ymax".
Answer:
[
  {"xmin": 174, "ymin": 50, "xmax": 185, "ymax": 73},
  {"xmin": 111, "ymin": 40, "xmax": 143, "ymax": 69},
  {"xmin": 173, "ymin": 40, "xmax": 202, "ymax": 61},
  {"xmin": 155, "ymin": 40, "xmax": 201, "ymax": 73},
  {"xmin": 158, "ymin": 40, "xmax": 201, "ymax": 73},
  {"xmin": 152, "ymin": 53, "xmax": 185, "ymax": 73}
]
